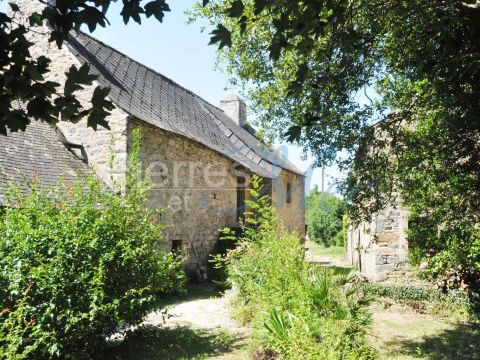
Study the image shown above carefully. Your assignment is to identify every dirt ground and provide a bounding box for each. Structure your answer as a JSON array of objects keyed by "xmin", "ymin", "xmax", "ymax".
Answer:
[{"xmin": 98, "ymin": 284, "xmax": 250, "ymax": 360}]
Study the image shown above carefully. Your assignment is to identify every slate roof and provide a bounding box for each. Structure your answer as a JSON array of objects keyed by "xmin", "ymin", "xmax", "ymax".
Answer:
[
  {"xmin": 0, "ymin": 120, "xmax": 91, "ymax": 204},
  {"xmin": 67, "ymin": 32, "xmax": 304, "ymax": 178}
]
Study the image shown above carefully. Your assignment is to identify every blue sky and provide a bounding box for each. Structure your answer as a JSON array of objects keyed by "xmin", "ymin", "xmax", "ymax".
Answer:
[{"xmin": 3, "ymin": 0, "xmax": 343, "ymax": 194}]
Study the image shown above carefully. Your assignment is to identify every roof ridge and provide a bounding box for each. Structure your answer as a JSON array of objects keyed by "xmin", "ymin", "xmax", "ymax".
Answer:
[
  {"xmin": 69, "ymin": 31, "xmax": 305, "ymax": 177},
  {"xmin": 76, "ymin": 31, "xmax": 227, "ymax": 114}
]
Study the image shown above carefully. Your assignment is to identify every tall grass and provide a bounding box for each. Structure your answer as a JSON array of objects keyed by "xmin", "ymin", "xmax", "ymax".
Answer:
[{"xmin": 218, "ymin": 176, "xmax": 374, "ymax": 359}]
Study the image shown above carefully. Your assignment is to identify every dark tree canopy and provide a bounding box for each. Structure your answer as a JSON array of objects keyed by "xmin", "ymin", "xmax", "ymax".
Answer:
[
  {"xmin": 0, "ymin": 0, "xmax": 170, "ymax": 135},
  {"xmin": 194, "ymin": 0, "xmax": 480, "ymax": 279},
  {"xmin": 192, "ymin": 0, "xmax": 480, "ymax": 215}
]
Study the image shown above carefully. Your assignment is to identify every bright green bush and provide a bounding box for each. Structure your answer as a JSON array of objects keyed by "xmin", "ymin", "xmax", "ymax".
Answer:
[
  {"xmin": 220, "ymin": 176, "xmax": 374, "ymax": 359},
  {"xmin": 0, "ymin": 130, "xmax": 185, "ymax": 359},
  {"xmin": 306, "ymin": 187, "xmax": 346, "ymax": 247}
]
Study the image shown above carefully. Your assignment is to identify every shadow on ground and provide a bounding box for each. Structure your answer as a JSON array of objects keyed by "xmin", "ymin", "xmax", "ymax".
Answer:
[
  {"xmin": 385, "ymin": 322, "xmax": 480, "ymax": 359},
  {"xmin": 97, "ymin": 325, "xmax": 246, "ymax": 360},
  {"xmin": 154, "ymin": 282, "xmax": 223, "ymax": 308}
]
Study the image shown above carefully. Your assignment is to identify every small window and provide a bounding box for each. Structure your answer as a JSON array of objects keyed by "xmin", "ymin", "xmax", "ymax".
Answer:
[
  {"xmin": 171, "ymin": 240, "xmax": 183, "ymax": 253},
  {"xmin": 286, "ymin": 182, "xmax": 292, "ymax": 204}
]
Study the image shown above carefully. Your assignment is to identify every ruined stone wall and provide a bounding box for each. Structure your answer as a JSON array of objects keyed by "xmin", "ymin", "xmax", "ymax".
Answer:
[
  {"xmin": 128, "ymin": 120, "xmax": 239, "ymax": 274},
  {"xmin": 347, "ymin": 204, "xmax": 409, "ymax": 281},
  {"xmin": 11, "ymin": 0, "xmax": 128, "ymax": 189},
  {"xmin": 371, "ymin": 205, "xmax": 409, "ymax": 281},
  {"xmin": 272, "ymin": 170, "xmax": 306, "ymax": 238}
]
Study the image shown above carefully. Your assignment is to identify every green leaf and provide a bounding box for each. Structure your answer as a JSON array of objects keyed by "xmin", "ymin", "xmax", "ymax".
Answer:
[
  {"xmin": 209, "ymin": 24, "xmax": 232, "ymax": 49},
  {"xmin": 49, "ymin": 30, "xmax": 67, "ymax": 49},
  {"xmin": 87, "ymin": 86, "xmax": 113, "ymax": 130},
  {"xmin": 78, "ymin": 7, "xmax": 107, "ymax": 32},
  {"xmin": 272, "ymin": 13, "xmax": 289, "ymax": 33},
  {"xmin": 145, "ymin": 0, "xmax": 170, "ymax": 22},
  {"xmin": 226, "ymin": 0, "xmax": 244, "ymax": 18},
  {"xmin": 9, "ymin": 3, "xmax": 20, "ymax": 12},
  {"xmin": 253, "ymin": 0, "xmax": 267, "ymax": 15},
  {"xmin": 26, "ymin": 63, "xmax": 44, "ymax": 82},
  {"xmin": 1, "ymin": 110, "xmax": 29, "ymax": 135},
  {"xmin": 29, "ymin": 12, "xmax": 43, "ymax": 26},
  {"xmin": 27, "ymin": 97, "xmax": 55, "ymax": 121},
  {"xmin": 284, "ymin": 125, "xmax": 302, "ymax": 142},
  {"xmin": 120, "ymin": 0, "xmax": 144, "ymax": 25},
  {"xmin": 64, "ymin": 64, "xmax": 96, "ymax": 96}
]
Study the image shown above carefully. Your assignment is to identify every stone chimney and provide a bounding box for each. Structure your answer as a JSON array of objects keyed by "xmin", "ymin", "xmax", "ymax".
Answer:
[{"xmin": 220, "ymin": 94, "xmax": 247, "ymax": 128}]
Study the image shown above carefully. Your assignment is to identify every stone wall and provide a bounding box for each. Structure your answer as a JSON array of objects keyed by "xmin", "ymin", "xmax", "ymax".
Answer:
[
  {"xmin": 128, "ymin": 120, "xmax": 239, "ymax": 274},
  {"xmin": 347, "ymin": 204, "xmax": 409, "ymax": 281},
  {"xmin": 11, "ymin": 0, "xmax": 128, "ymax": 189},
  {"xmin": 12, "ymin": 0, "xmax": 306, "ymax": 276},
  {"xmin": 272, "ymin": 170, "xmax": 306, "ymax": 238},
  {"xmin": 128, "ymin": 120, "xmax": 306, "ymax": 274}
]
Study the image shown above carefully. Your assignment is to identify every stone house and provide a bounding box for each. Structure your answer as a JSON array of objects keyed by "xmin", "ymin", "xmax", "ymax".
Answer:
[
  {"xmin": 346, "ymin": 119, "xmax": 409, "ymax": 282},
  {"xmin": 2, "ymin": 1, "xmax": 306, "ymax": 277}
]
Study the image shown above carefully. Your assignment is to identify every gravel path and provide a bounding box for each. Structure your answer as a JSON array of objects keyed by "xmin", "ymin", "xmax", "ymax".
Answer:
[
  {"xmin": 145, "ymin": 286, "xmax": 245, "ymax": 332},
  {"xmin": 100, "ymin": 284, "xmax": 250, "ymax": 360}
]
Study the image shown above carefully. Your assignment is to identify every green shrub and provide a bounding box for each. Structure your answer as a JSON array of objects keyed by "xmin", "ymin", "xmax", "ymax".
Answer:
[
  {"xmin": 0, "ymin": 130, "xmax": 185, "ymax": 359},
  {"xmin": 219, "ymin": 176, "xmax": 374, "ymax": 359},
  {"xmin": 360, "ymin": 283, "xmax": 480, "ymax": 320},
  {"xmin": 398, "ymin": 130, "xmax": 480, "ymax": 290},
  {"xmin": 306, "ymin": 187, "xmax": 346, "ymax": 247},
  {"xmin": 207, "ymin": 228, "xmax": 240, "ymax": 289}
]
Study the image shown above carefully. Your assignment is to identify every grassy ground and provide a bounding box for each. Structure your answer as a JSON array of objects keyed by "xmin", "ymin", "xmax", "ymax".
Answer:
[
  {"xmin": 98, "ymin": 247, "xmax": 480, "ymax": 360},
  {"xmin": 368, "ymin": 302, "xmax": 480, "ymax": 359},
  {"xmin": 305, "ymin": 240, "xmax": 346, "ymax": 265},
  {"xmin": 306, "ymin": 242, "xmax": 480, "ymax": 359}
]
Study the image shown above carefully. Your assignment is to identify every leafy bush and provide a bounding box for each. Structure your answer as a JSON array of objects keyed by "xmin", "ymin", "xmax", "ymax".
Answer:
[
  {"xmin": 398, "ymin": 123, "xmax": 480, "ymax": 291},
  {"xmin": 360, "ymin": 283, "xmax": 480, "ymax": 320},
  {"xmin": 219, "ymin": 176, "xmax": 374, "ymax": 359},
  {"xmin": 306, "ymin": 187, "xmax": 346, "ymax": 247},
  {"xmin": 360, "ymin": 284, "xmax": 436, "ymax": 302},
  {"xmin": 0, "ymin": 130, "xmax": 185, "ymax": 359},
  {"xmin": 207, "ymin": 228, "xmax": 241, "ymax": 289}
]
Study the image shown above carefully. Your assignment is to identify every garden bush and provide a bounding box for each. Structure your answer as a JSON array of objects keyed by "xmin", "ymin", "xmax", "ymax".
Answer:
[
  {"xmin": 360, "ymin": 283, "xmax": 480, "ymax": 320},
  {"xmin": 0, "ymin": 130, "xmax": 185, "ymax": 359},
  {"xmin": 219, "ymin": 176, "xmax": 374, "ymax": 359}
]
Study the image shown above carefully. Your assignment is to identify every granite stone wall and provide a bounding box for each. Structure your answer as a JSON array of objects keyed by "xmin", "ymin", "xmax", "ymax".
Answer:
[
  {"xmin": 347, "ymin": 203, "xmax": 409, "ymax": 281},
  {"xmin": 128, "ymin": 120, "xmax": 239, "ymax": 275},
  {"xmin": 11, "ymin": 0, "xmax": 306, "ymax": 277},
  {"xmin": 129, "ymin": 120, "xmax": 306, "ymax": 274},
  {"xmin": 272, "ymin": 170, "xmax": 306, "ymax": 238},
  {"xmin": 12, "ymin": 0, "xmax": 128, "ymax": 190}
]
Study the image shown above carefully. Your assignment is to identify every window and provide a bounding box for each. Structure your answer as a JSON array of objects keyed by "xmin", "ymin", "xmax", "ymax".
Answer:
[
  {"xmin": 286, "ymin": 182, "xmax": 292, "ymax": 204},
  {"xmin": 171, "ymin": 240, "xmax": 183, "ymax": 253}
]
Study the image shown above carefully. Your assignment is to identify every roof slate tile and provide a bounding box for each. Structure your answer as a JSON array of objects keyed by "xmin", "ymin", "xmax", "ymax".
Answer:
[{"xmin": 67, "ymin": 32, "xmax": 304, "ymax": 178}]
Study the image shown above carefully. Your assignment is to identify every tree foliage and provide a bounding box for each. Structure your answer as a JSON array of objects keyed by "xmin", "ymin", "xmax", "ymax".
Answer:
[
  {"xmin": 193, "ymin": 0, "xmax": 480, "ymax": 279},
  {"xmin": 192, "ymin": 0, "xmax": 479, "ymax": 210},
  {"xmin": 0, "ymin": 0, "xmax": 171, "ymax": 135},
  {"xmin": 306, "ymin": 187, "xmax": 346, "ymax": 247}
]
